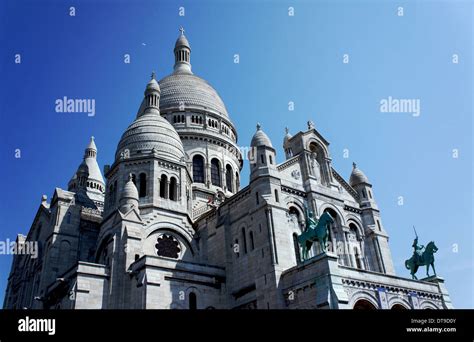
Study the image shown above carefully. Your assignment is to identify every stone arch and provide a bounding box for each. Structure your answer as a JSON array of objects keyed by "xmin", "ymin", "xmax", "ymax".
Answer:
[
  {"xmin": 319, "ymin": 204, "xmax": 344, "ymax": 256},
  {"xmin": 145, "ymin": 225, "xmax": 195, "ymax": 261},
  {"xmin": 350, "ymin": 291, "xmax": 379, "ymax": 309},
  {"xmin": 285, "ymin": 197, "xmax": 305, "ymax": 213},
  {"xmin": 319, "ymin": 203, "xmax": 345, "ymax": 225},
  {"xmin": 420, "ymin": 301, "xmax": 439, "ymax": 310},
  {"xmin": 191, "ymin": 153, "xmax": 206, "ymax": 184},
  {"xmin": 210, "ymin": 158, "xmax": 221, "ymax": 187},
  {"xmin": 287, "ymin": 204, "xmax": 304, "ymax": 226},
  {"xmin": 307, "ymin": 138, "xmax": 329, "ymax": 158},
  {"xmin": 346, "ymin": 217, "xmax": 364, "ymax": 238},
  {"xmin": 308, "ymin": 140, "xmax": 331, "ymax": 185},
  {"xmin": 388, "ymin": 297, "xmax": 411, "ymax": 310},
  {"xmin": 225, "ymin": 164, "xmax": 233, "ymax": 192},
  {"xmin": 347, "ymin": 221, "xmax": 363, "ymax": 260}
]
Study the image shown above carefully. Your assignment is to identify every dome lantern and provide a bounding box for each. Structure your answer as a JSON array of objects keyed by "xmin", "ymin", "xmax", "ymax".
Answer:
[
  {"xmin": 173, "ymin": 26, "xmax": 192, "ymax": 74},
  {"xmin": 141, "ymin": 71, "xmax": 161, "ymax": 116}
]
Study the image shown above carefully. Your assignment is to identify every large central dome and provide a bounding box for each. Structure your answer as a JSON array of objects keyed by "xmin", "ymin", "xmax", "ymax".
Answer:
[{"xmin": 159, "ymin": 73, "xmax": 229, "ymax": 118}]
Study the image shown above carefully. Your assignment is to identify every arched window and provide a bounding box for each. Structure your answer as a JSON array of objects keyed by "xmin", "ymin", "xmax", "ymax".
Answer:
[
  {"xmin": 192, "ymin": 155, "xmax": 205, "ymax": 183},
  {"xmin": 274, "ymin": 189, "xmax": 279, "ymax": 202},
  {"xmin": 241, "ymin": 228, "xmax": 247, "ymax": 254},
  {"xmin": 391, "ymin": 304, "xmax": 407, "ymax": 310},
  {"xmin": 289, "ymin": 206, "xmax": 302, "ymax": 228},
  {"xmin": 210, "ymin": 159, "xmax": 221, "ymax": 186},
  {"xmin": 189, "ymin": 292, "xmax": 197, "ymax": 310},
  {"xmin": 293, "ymin": 233, "xmax": 301, "ymax": 263},
  {"xmin": 256, "ymin": 192, "xmax": 259, "ymax": 205},
  {"xmin": 139, "ymin": 173, "xmax": 147, "ymax": 198},
  {"xmin": 353, "ymin": 299, "xmax": 377, "ymax": 310},
  {"xmin": 325, "ymin": 208, "xmax": 351, "ymax": 265},
  {"xmin": 269, "ymin": 155, "xmax": 273, "ymax": 164},
  {"xmin": 169, "ymin": 177, "xmax": 177, "ymax": 201},
  {"xmin": 160, "ymin": 175, "xmax": 168, "ymax": 198},
  {"xmin": 354, "ymin": 247, "xmax": 362, "ymax": 269},
  {"xmin": 249, "ymin": 231, "xmax": 255, "ymax": 251},
  {"xmin": 225, "ymin": 164, "xmax": 233, "ymax": 192},
  {"xmin": 235, "ymin": 172, "xmax": 240, "ymax": 191}
]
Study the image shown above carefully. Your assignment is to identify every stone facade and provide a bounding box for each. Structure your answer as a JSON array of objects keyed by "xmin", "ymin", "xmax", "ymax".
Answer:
[{"xmin": 3, "ymin": 30, "xmax": 452, "ymax": 310}]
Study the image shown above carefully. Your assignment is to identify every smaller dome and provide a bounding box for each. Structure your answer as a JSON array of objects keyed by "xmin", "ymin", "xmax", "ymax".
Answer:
[
  {"xmin": 175, "ymin": 28, "xmax": 190, "ymax": 49},
  {"xmin": 122, "ymin": 174, "xmax": 139, "ymax": 201},
  {"xmin": 251, "ymin": 123, "xmax": 273, "ymax": 148},
  {"xmin": 349, "ymin": 162, "xmax": 370, "ymax": 187},
  {"xmin": 146, "ymin": 77, "xmax": 160, "ymax": 92}
]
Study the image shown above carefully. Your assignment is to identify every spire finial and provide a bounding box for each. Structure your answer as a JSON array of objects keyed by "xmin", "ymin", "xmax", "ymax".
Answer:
[
  {"xmin": 128, "ymin": 173, "xmax": 134, "ymax": 182},
  {"xmin": 256, "ymin": 123, "xmax": 261, "ymax": 131},
  {"xmin": 285, "ymin": 127, "xmax": 289, "ymax": 134},
  {"xmin": 151, "ymin": 71, "xmax": 156, "ymax": 80},
  {"xmin": 179, "ymin": 26, "xmax": 185, "ymax": 36},
  {"xmin": 353, "ymin": 162, "xmax": 357, "ymax": 169},
  {"xmin": 307, "ymin": 120, "xmax": 315, "ymax": 129}
]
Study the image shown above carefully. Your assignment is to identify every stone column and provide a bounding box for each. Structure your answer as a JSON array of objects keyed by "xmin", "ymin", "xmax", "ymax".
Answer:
[{"xmin": 165, "ymin": 180, "xmax": 169, "ymax": 199}]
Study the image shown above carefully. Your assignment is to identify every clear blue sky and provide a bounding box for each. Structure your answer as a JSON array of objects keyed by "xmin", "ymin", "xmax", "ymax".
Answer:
[{"xmin": 0, "ymin": 0, "xmax": 472, "ymax": 308}]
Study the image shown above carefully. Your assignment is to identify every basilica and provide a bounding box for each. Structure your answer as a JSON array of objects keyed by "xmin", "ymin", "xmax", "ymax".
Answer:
[{"xmin": 4, "ymin": 30, "xmax": 452, "ymax": 310}]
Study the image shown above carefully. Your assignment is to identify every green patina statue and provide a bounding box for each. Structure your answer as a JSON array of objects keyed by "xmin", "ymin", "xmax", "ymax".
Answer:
[
  {"xmin": 405, "ymin": 227, "xmax": 438, "ymax": 280},
  {"xmin": 297, "ymin": 206, "xmax": 334, "ymax": 261}
]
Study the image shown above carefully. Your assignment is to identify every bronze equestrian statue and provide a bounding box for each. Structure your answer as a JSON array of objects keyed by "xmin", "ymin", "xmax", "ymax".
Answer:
[
  {"xmin": 297, "ymin": 207, "xmax": 334, "ymax": 261},
  {"xmin": 405, "ymin": 227, "xmax": 438, "ymax": 280}
]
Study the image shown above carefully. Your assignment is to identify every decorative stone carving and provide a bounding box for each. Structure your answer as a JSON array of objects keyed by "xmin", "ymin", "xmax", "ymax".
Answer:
[
  {"xmin": 155, "ymin": 234, "xmax": 181, "ymax": 259},
  {"xmin": 291, "ymin": 169, "xmax": 301, "ymax": 180}
]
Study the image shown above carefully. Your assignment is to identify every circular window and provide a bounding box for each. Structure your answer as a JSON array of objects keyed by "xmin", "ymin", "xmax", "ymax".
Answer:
[{"xmin": 155, "ymin": 234, "xmax": 181, "ymax": 259}]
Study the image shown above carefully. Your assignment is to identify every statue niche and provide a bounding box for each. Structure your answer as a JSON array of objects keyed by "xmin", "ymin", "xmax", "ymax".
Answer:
[{"xmin": 309, "ymin": 142, "xmax": 327, "ymax": 185}]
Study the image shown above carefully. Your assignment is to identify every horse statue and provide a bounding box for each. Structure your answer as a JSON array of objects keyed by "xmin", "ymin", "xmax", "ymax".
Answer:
[
  {"xmin": 405, "ymin": 240, "xmax": 438, "ymax": 280},
  {"xmin": 297, "ymin": 209, "xmax": 334, "ymax": 261}
]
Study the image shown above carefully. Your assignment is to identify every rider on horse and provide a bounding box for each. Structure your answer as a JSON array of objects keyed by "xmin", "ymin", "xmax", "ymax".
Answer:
[
  {"xmin": 412, "ymin": 237, "xmax": 424, "ymax": 264},
  {"xmin": 305, "ymin": 208, "xmax": 318, "ymax": 231}
]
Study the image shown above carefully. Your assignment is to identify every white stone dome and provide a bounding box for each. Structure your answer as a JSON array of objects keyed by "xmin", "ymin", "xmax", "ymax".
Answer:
[
  {"xmin": 122, "ymin": 175, "xmax": 139, "ymax": 201},
  {"xmin": 349, "ymin": 163, "xmax": 370, "ymax": 187},
  {"xmin": 159, "ymin": 73, "xmax": 229, "ymax": 118},
  {"xmin": 146, "ymin": 78, "xmax": 160, "ymax": 92},
  {"xmin": 251, "ymin": 123, "xmax": 273, "ymax": 148},
  {"xmin": 175, "ymin": 34, "xmax": 190, "ymax": 49},
  {"xmin": 115, "ymin": 113, "xmax": 185, "ymax": 162}
]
